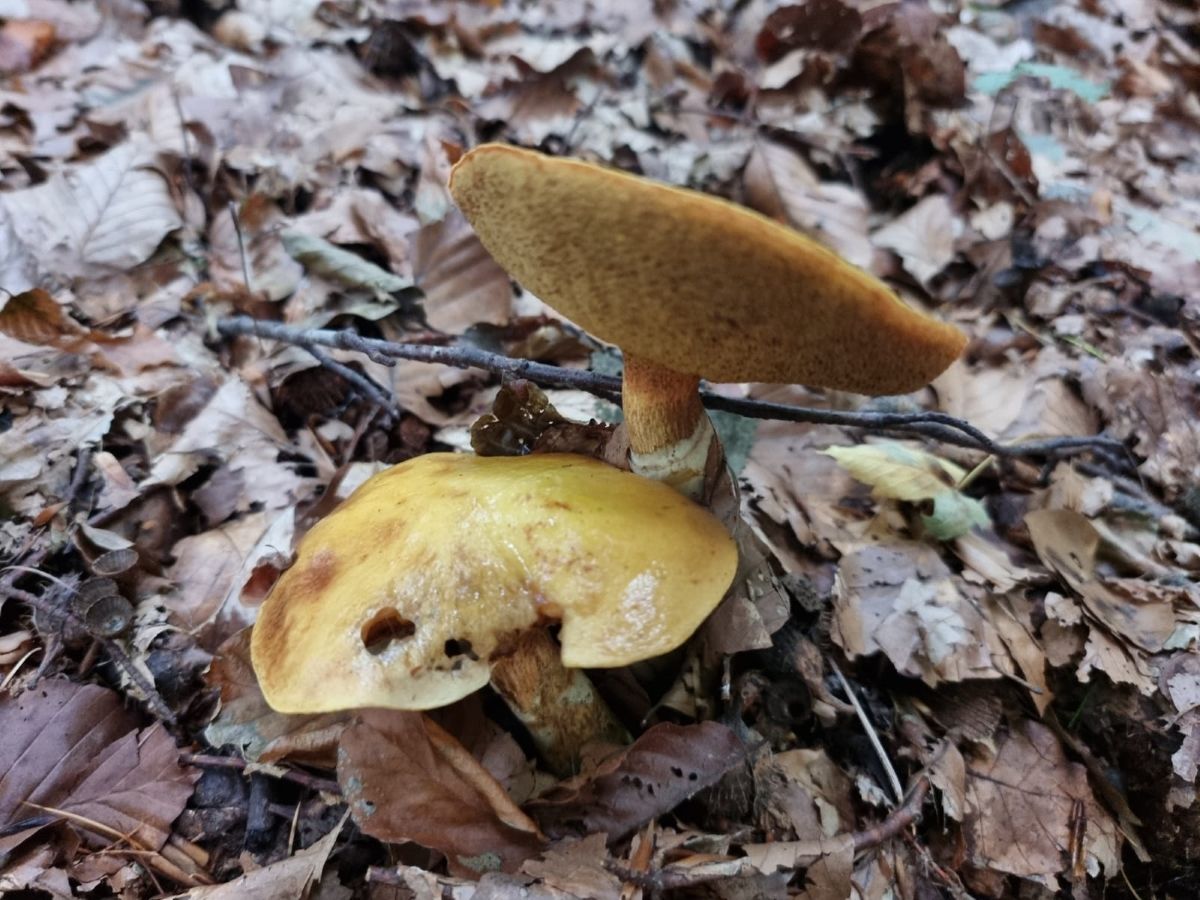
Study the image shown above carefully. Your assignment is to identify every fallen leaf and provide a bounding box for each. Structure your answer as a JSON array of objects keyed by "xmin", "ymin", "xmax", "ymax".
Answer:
[
  {"xmin": 0, "ymin": 140, "xmax": 182, "ymax": 276},
  {"xmin": 410, "ymin": 207, "xmax": 513, "ymax": 332},
  {"xmin": 208, "ymin": 194, "xmax": 303, "ymax": 301},
  {"xmin": 0, "ymin": 289, "xmax": 92, "ymax": 347},
  {"xmin": 964, "ymin": 720, "xmax": 1121, "ymax": 880},
  {"xmin": 282, "ymin": 229, "xmax": 412, "ymax": 298},
  {"xmin": 823, "ymin": 442, "xmax": 990, "ymax": 539},
  {"xmin": 521, "ymin": 834, "xmax": 621, "ymax": 900},
  {"xmin": 0, "ymin": 680, "xmax": 197, "ymax": 856},
  {"xmin": 872, "ymin": 195, "xmax": 961, "ymax": 285},
  {"xmin": 338, "ymin": 710, "xmax": 546, "ymax": 876},
  {"xmin": 742, "ymin": 833, "xmax": 854, "ymax": 876},
  {"xmin": 743, "ymin": 139, "xmax": 874, "ymax": 270},
  {"xmin": 167, "ymin": 510, "xmax": 296, "ymax": 648},
  {"xmin": 833, "ymin": 542, "xmax": 1012, "ymax": 685},
  {"xmin": 755, "ymin": 748, "xmax": 854, "ymax": 840},
  {"xmin": 1026, "ymin": 508, "xmax": 1175, "ymax": 652},
  {"xmin": 528, "ymin": 722, "xmax": 745, "ymax": 842},
  {"xmin": 0, "ymin": 19, "xmax": 57, "ymax": 74},
  {"xmin": 141, "ymin": 377, "xmax": 312, "ymax": 517}
]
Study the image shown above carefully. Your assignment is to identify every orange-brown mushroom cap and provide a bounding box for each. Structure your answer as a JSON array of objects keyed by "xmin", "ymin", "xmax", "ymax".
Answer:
[
  {"xmin": 449, "ymin": 144, "xmax": 967, "ymax": 395},
  {"xmin": 250, "ymin": 453, "xmax": 738, "ymax": 714}
]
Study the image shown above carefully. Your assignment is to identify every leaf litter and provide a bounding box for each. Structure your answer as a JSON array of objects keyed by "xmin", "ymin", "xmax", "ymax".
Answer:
[{"xmin": 1, "ymin": 0, "xmax": 1199, "ymax": 897}]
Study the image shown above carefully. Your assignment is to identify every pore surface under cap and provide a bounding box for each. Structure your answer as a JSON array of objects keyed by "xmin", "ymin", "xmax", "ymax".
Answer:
[
  {"xmin": 251, "ymin": 453, "xmax": 738, "ymax": 714},
  {"xmin": 450, "ymin": 144, "xmax": 967, "ymax": 394}
]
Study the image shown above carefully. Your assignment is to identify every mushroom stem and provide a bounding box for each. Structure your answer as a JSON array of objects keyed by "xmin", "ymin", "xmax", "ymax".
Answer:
[
  {"xmin": 623, "ymin": 354, "xmax": 723, "ymax": 501},
  {"xmin": 488, "ymin": 628, "xmax": 630, "ymax": 776}
]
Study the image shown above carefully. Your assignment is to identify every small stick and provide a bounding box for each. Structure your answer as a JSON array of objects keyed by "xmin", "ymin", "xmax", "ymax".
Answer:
[
  {"xmin": 228, "ymin": 201, "xmax": 253, "ymax": 291},
  {"xmin": 306, "ymin": 346, "xmax": 401, "ymax": 420},
  {"xmin": 179, "ymin": 752, "xmax": 341, "ymax": 794},
  {"xmin": 828, "ymin": 657, "xmax": 904, "ymax": 806},
  {"xmin": 215, "ymin": 316, "xmax": 1129, "ymax": 465}
]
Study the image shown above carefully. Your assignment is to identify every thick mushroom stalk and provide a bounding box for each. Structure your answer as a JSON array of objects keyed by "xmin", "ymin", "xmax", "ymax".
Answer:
[
  {"xmin": 250, "ymin": 453, "xmax": 738, "ymax": 774},
  {"xmin": 489, "ymin": 629, "xmax": 629, "ymax": 774},
  {"xmin": 622, "ymin": 355, "xmax": 717, "ymax": 500}
]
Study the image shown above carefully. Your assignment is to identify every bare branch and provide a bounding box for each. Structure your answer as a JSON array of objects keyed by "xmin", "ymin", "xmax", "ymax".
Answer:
[{"xmin": 216, "ymin": 316, "xmax": 1129, "ymax": 465}]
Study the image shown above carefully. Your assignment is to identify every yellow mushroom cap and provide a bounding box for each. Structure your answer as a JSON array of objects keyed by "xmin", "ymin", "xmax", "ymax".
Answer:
[
  {"xmin": 449, "ymin": 144, "xmax": 967, "ymax": 395},
  {"xmin": 250, "ymin": 453, "xmax": 738, "ymax": 714}
]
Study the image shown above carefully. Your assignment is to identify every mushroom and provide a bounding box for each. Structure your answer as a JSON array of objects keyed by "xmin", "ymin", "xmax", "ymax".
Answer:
[
  {"xmin": 449, "ymin": 144, "xmax": 968, "ymax": 499},
  {"xmin": 250, "ymin": 452, "xmax": 738, "ymax": 774}
]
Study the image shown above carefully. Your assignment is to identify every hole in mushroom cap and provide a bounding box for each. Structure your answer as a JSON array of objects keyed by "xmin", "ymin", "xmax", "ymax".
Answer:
[
  {"xmin": 361, "ymin": 609, "xmax": 415, "ymax": 656},
  {"xmin": 444, "ymin": 638, "xmax": 478, "ymax": 660}
]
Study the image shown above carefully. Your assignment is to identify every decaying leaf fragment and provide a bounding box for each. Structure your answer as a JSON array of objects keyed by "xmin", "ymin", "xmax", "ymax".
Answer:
[
  {"xmin": 337, "ymin": 710, "xmax": 545, "ymax": 876},
  {"xmin": 0, "ymin": 681, "xmax": 198, "ymax": 857},
  {"xmin": 1026, "ymin": 509, "xmax": 1176, "ymax": 655},
  {"xmin": 0, "ymin": 141, "xmax": 182, "ymax": 275},
  {"xmin": 964, "ymin": 720, "xmax": 1120, "ymax": 881},
  {"xmin": 823, "ymin": 441, "xmax": 989, "ymax": 539},
  {"xmin": 527, "ymin": 722, "xmax": 745, "ymax": 842},
  {"xmin": 833, "ymin": 542, "xmax": 1012, "ymax": 685}
]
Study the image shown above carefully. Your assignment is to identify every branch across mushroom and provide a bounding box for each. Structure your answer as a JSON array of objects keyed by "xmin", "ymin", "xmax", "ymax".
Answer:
[
  {"xmin": 250, "ymin": 452, "xmax": 738, "ymax": 770},
  {"xmin": 449, "ymin": 144, "xmax": 968, "ymax": 497}
]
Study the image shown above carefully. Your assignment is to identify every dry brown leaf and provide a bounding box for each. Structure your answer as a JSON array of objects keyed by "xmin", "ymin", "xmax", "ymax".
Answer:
[
  {"xmin": 0, "ymin": 680, "xmax": 198, "ymax": 856},
  {"xmin": 1079, "ymin": 352, "xmax": 1199, "ymax": 501},
  {"xmin": 338, "ymin": 710, "xmax": 546, "ymax": 877},
  {"xmin": 985, "ymin": 593, "xmax": 1052, "ymax": 714},
  {"xmin": 141, "ymin": 377, "xmax": 312, "ymax": 517},
  {"xmin": 872, "ymin": 196, "xmax": 961, "ymax": 286},
  {"xmin": 1025, "ymin": 508, "xmax": 1175, "ymax": 652},
  {"xmin": 833, "ymin": 542, "xmax": 1012, "ymax": 685},
  {"xmin": 1078, "ymin": 626, "xmax": 1156, "ymax": 695},
  {"xmin": 0, "ymin": 375, "xmax": 124, "ymax": 515},
  {"xmin": 799, "ymin": 838, "xmax": 854, "ymax": 900},
  {"xmin": 521, "ymin": 834, "xmax": 621, "ymax": 900},
  {"xmin": 742, "ymin": 833, "xmax": 854, "ymax": 877},
  {"xmin": 0, "ymin": 288, "xmax": 90, "ymax": 346},
  {"xmin": 0, "ymin": 20, "xmax": 57, "ymax": 74},
  {"xmin": 0, "ymin": 333, "xmax": 67, "ymax": 387},
  {"xmin": 963, "ymin": 720, "xmax": 1121, "ymax": 880},
  {"xmin": 167, "ymin": 510, "xmax": 295, "ymax": 649},
  {"xmin": 0, "ymin": 140, "xmax": 182, "ymax": 276},
  {"xmin": 476, "ymin": 48, "xmax": 598, "ymax": 148},
  {"xmin": 755, "ymin": 748, "xmax": 854, "ymax": 840},
  {"xmin": 208, "ymin": 194, "xmax": 303, "ymax": 301},
  {"xmin": 936, "ymin": 352, "xmax": 1099, "ymax": 444},
  {"xmin": 528, "ymin": 722, "xmax": 745, "ymax": 842},
  {"xmin": 953, "ymin": 529, "xmax": 1038, "ymax": 592},
  {"xmin": 743, "ymin": 418, "xmax": 869, "ymax": 556},
  {"xmin": 410, "ymin": 207, "xmax": 513, "ymax": 332}
]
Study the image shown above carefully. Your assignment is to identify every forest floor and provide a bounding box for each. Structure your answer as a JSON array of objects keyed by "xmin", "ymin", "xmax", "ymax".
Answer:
[{"xmin": 1, "ymin": 0, "xmax": 1199, "ymax": 897}]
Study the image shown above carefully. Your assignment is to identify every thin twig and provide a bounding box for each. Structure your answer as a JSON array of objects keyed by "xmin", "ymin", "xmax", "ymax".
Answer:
[
  {"xmin": 179, "ymin": 752, "xmax": 342, "ymax": 794},
  {"xmin": 306, "ymin": 346, "xmax": 402, "ymax": 421},
  {"xmin": 228, "ymin": 201, "xmax": 252, "ymax": 291},
  {"xmin": 851, "ymin": 776, "xmax": 929, "ymax": 851},
  {"xmin": 829, "ymin": 657, "xmax": 904, "ymax": 806},
  {"xmin": 216, "ymin": 317, "xmax": 1129, "ymax": 465},
  {"xmin": 66, "ymin": 446, "xmax": 92, "ymax": 515}
]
